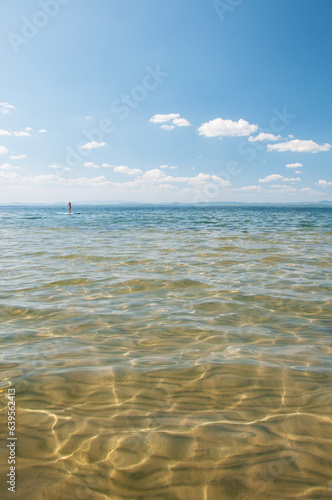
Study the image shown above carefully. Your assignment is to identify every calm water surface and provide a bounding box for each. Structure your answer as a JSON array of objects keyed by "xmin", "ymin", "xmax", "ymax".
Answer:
[{"xmin": 0, "ymin": 206, "xmax": 331, "ymax": 499}]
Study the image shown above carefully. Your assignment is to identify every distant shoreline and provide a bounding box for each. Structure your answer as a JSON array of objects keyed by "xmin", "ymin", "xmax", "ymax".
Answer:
[{"xmin": 1, "ymin": 201, "xmax": 332, "ymax": 208}]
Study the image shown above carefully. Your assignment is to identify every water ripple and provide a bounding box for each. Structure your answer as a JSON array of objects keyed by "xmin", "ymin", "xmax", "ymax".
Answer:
[{"xmin": 0, "ymin": 206, "xmax": 331, "ymax": 499}]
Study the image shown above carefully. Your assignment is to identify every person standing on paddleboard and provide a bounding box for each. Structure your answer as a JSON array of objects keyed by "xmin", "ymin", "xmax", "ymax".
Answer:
[{"xmin": 68, "ymin": 202, "xmax": 72, "ymax": 214}]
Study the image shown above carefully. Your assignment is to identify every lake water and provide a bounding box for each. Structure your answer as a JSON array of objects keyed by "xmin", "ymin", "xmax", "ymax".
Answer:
[{"xmin": 0, "ymin": 206, "xmax": 331, "ymax": 499}]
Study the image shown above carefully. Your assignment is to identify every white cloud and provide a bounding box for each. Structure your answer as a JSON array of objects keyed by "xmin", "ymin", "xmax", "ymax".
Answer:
[
  {"xmin": 48, "ymin": 165, "xmax": 72, "ymax": 172},
  {"xmin": 259, "ymin": 174, "xmax": 284, "ymax": 183},
  {"xmin": 248, "ymin": 132, "xmax": 281, "ymax": 142},
  {"xmin": 64, "ymin": 176, "xmax": 110, "ymax": 187},
  {"xmin": 0, "ymin": 171, "xmax": 19, "ymax": 181},
  {"xmin": 300, "ymin": 188, "xmax": 321, "ymax": 194},
  {"xmin": 29, "ymin": 174, "xmax": 60, "ymax": 183},
  {"xmin": 285, "ymin": 162, "xmax": 303, "ymax": 168},
  {"xmin": 0, "ymin": 161, "xmax": 236, "ymax": 194},
  {"xmin": 295, "ymin": 171, "xmax": 302, "ymax": 174},
  {"xmin": 186, "ymin": 173, "xmax": 230, "ymax": 186},
  {"xmin": 316, "ymin": 180, "xmax": 332, "ymax": 187},
  {"xmin": 0, "ymin": 163, "xmax": 20, "ymax": 171},
  {"xmin": 198, "ymin": 118, "xmax": 258, "ymax": 138},
  {"xmin": 0, "ymin": 102, "xmax": 15, "ymax": 114},
  {"xmin": 142, "ymin": 168, "xmax": 166, "ymax": 180},
  {"xmin": 156, "ymin": 183, "xmax": 177, "ymax": 190},
  {"xmin": 150, "ymin": 113, "xmax": 180, "ymax": 124},
  {"xmin": 173, "ymin": 117, "xmax": 190, "ymax": 127},
  {"xmin": 101, "ymin": 164, "xmax": 143, "ymax": 175},
  {"xmin": 259, "ymin": 174, "xmax": 301, "ymax": 183},
  {"xmin": 83, "ymin": 162, "xmax": 100, "ymax": 168},
  {"xmin": 161, "ymin": 124, "xmax": 175, "ymax": 131},
  {"xmin": 106, "ymin": 169, "xmax": 230, "ymax": 191},
  {"xmin": 80, "ymin": 141, "xmax": 107, "ymax": 150},
  {"xmin": 38, "ymin": 129, "xmax": 47, "ymax": 133},
  {"xmin": 13, "ymin": 130, "xmax": 31, "ymax": 137},
  {"xmin": 150, "ymin": 113, "xmax": 191, "ymax": 130},
  {"xmin": 240, "ymin": 185, "xmax": 262, "ymax": 191},
  {"xmin": 160, "ymin": 164, "xmax": 177, "ymax": 170},
  {"xmin": 158, "ymin": 171, "xmax": 230, "ymax": 186},
  {"xmin": 0, "ymin": 171, "xmax": 110, "ymax": 187},
  {"xmin": 269, "ymin": 185, "xmax": 297, "ymax": 192},
  {"xmin": 0, "ymin": 145, "xmax": 8, "ymax": 155},
  {"xmin": 85, "ymin": 116, "xmax": 93, "ymax": 120},
  {"xmin": 9, "ymin": 154, "xmax": 27, "ymax": 160},
  {"xmin": 114, "ymin": 166, "xmax": 143, "ymax": 176},
  {"xmin": 267, "ymin": 140, "xmax": 331, "ymax": 153},
  {"xmin": 0, "ymin": 128, "xmax": 31, "ymax": 137}
]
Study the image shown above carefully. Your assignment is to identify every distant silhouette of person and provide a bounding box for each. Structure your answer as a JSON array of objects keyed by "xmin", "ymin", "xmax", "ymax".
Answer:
[{"xmin": 68, "ymin": 202, "xmax": 72, "ymax": 214}]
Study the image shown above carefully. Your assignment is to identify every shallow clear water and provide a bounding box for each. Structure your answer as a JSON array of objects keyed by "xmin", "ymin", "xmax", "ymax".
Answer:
[{"xmin": 0, "ymin": 206, "xmax": 331, "ymax": 499}]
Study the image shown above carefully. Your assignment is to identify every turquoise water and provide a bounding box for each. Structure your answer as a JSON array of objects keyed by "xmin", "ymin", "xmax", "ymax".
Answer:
[{"xmin": 0, "ymin": 206, "xmax": 331, "ymax": 499}]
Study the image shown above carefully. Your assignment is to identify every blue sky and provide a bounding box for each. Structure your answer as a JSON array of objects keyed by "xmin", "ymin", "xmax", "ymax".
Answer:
[{"xmin": 0, "ymin": 0, "xmax": 331, "ymax": 203}]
